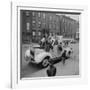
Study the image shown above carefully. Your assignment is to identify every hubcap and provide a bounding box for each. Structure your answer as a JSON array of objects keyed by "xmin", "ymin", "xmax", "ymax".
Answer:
[{"xmin": 42, "ymin": 59, "xmax": 49, "ymax": 67}]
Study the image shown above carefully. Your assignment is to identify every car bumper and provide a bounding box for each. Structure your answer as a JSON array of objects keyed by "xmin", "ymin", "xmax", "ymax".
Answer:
[{"xmin": 29, "ymin": 57, "xmax": 39, "ymax": 64}]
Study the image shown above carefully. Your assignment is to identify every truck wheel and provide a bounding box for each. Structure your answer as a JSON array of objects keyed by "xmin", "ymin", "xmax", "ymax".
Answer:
[{"xmin": 41, "ymin": 58, "xmax": 49, "ymax": 68}]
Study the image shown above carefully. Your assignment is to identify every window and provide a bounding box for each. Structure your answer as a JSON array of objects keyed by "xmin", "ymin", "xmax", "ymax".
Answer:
[
  {"xmin": 26, "ymin": 11, "xmax": 29, "ymax": 17},
  {"xmin": 32, "ymin": 31, "xmax": 35, "ymax": 36},
  {"xmin": 49, "ymin": 24, "xmax": 52, "ymax": 29},
  {"xmin": 38, "ymin": 21, "xmax": 41, "ymax": 28},
  {"xmin": 26, "ymin": 22, "xmax": 30, "ymax": 31},
  {"xmin": 32, "ymin": 20, "xmax": 36, "ymax": 27},
  {"xmin": 50, "ymin": 16, "xmax": 52, "ymax": 20},
  {"xmin": 56, "ymin": 25, "xmax": 59, "ymax": 30},
  {"xmin": 32, "ymin": 12, "xmax": 35, "ymax": 16},
  {"xmin": 43, "ymin": 23, "xmax": 46, "ymax": 27},
  {"xmin": 38, "ymin": 12, "xmax": 41, "ymax": 17},
  {"xmin": 32, "ymin": 20, "xmax": 35, "ymax": 23},
  {"xmin": 54, "ymin": 24, "xmax": 56, "ymax": 29},
  {"xmin": 38, "ymin": 21, "xmax": 41, "ymax": 24},
  {"xmin": 43, "ymin": 13, "xmax": 45, "ymax": 19},
  {"xmin": 38, "ymin": 32, "xmax": 41, "ymax": 36}
]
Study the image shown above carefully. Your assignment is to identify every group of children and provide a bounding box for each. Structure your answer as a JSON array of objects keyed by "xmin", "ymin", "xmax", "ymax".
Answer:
[{"xmin": 40, "ymin": 33, "xmax": 56, "ymax": 52}]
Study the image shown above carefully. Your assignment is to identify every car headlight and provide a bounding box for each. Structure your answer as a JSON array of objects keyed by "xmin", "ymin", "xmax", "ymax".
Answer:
[
  {"xmin": 24, "ymin": 55, "xmax": 30, "ymax": 61},
  {"xmin": 25, "ymin": 49, "xmax": 31, "ymax": 61}
]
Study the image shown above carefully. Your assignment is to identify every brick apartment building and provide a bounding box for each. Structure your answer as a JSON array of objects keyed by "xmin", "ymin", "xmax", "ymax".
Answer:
[{"xmin": 20, "ymin": 10, "xmax": 79, "ymax": 44}]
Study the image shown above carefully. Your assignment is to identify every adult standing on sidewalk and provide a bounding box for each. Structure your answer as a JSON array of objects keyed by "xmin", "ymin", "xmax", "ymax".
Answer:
[{"xmin": 46, "ymin": 62, "xmax": 57, "ymax": 77}]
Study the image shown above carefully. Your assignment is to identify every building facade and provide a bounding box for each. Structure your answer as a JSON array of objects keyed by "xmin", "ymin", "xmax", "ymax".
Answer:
[{"xmin": 20, "ymin": 10, "xmax": 79, "ymax": 44}]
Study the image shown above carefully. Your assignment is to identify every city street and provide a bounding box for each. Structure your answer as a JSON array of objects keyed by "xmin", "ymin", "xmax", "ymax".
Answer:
[{"xmin": 21, "ymin": 42, "xmax": 79, "ymax": 78}]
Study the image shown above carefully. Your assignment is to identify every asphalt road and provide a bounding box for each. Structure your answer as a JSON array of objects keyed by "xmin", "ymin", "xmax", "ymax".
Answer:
[{"xmin": 21, "ymin": 43, "xmax": 79, "ymax": 78}]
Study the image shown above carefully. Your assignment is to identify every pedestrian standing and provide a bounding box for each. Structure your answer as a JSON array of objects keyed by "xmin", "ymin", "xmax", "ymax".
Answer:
[
  {"xmin": 46, "ymin": 63, "xmax": 57, "ymax": 77},
  {"xmin": 40, "ymin": 36, "xmax": 46, "ymax": 48},
  {"xmin": 61, "ymin": 50, "xmax": 66, "ymax": 65}
]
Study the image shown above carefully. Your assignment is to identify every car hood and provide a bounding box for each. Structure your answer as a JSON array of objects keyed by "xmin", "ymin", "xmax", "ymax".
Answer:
[{"xmin": 35, "ymin": 48, "xmax": 45, "ymax": 55}]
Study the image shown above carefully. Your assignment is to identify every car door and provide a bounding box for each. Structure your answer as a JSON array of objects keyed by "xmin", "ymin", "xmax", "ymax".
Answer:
[{"xmin": 50, "ymin": 45, "xmax": 62, "ymax": 59}]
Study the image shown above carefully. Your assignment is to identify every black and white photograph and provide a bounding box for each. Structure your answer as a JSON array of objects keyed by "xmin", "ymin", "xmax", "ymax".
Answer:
[
  {"xmin": 0, "ymin": 0, "xmax": 89, "ymax": 89},
  {"xmin": 20, "ymin": 8, "xmax": 80, "ymax": 79},
  {"xmin": 9, "ymin": 0, "xmax": 89, "ymax": 89}
]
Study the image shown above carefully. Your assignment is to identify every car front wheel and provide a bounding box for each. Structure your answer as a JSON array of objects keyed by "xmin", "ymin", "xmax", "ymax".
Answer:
[{"xmin": 41, "ymin": 58, "xmax": 49, "ymax": 68}]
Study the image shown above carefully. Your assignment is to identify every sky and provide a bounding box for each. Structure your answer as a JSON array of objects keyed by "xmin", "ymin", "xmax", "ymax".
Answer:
[
  {"xmin": 56, "ymin": 14, "xmax": 80, "ymax": 21},
  {"xmin": 65, "ymin": 14, "xmax": 80, "ymax": 21}
]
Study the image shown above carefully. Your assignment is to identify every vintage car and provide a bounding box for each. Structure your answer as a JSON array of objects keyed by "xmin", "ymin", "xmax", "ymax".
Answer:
[{"xmin": 24, "ymin": 42, "xmax": 73, "ymax": 68}]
